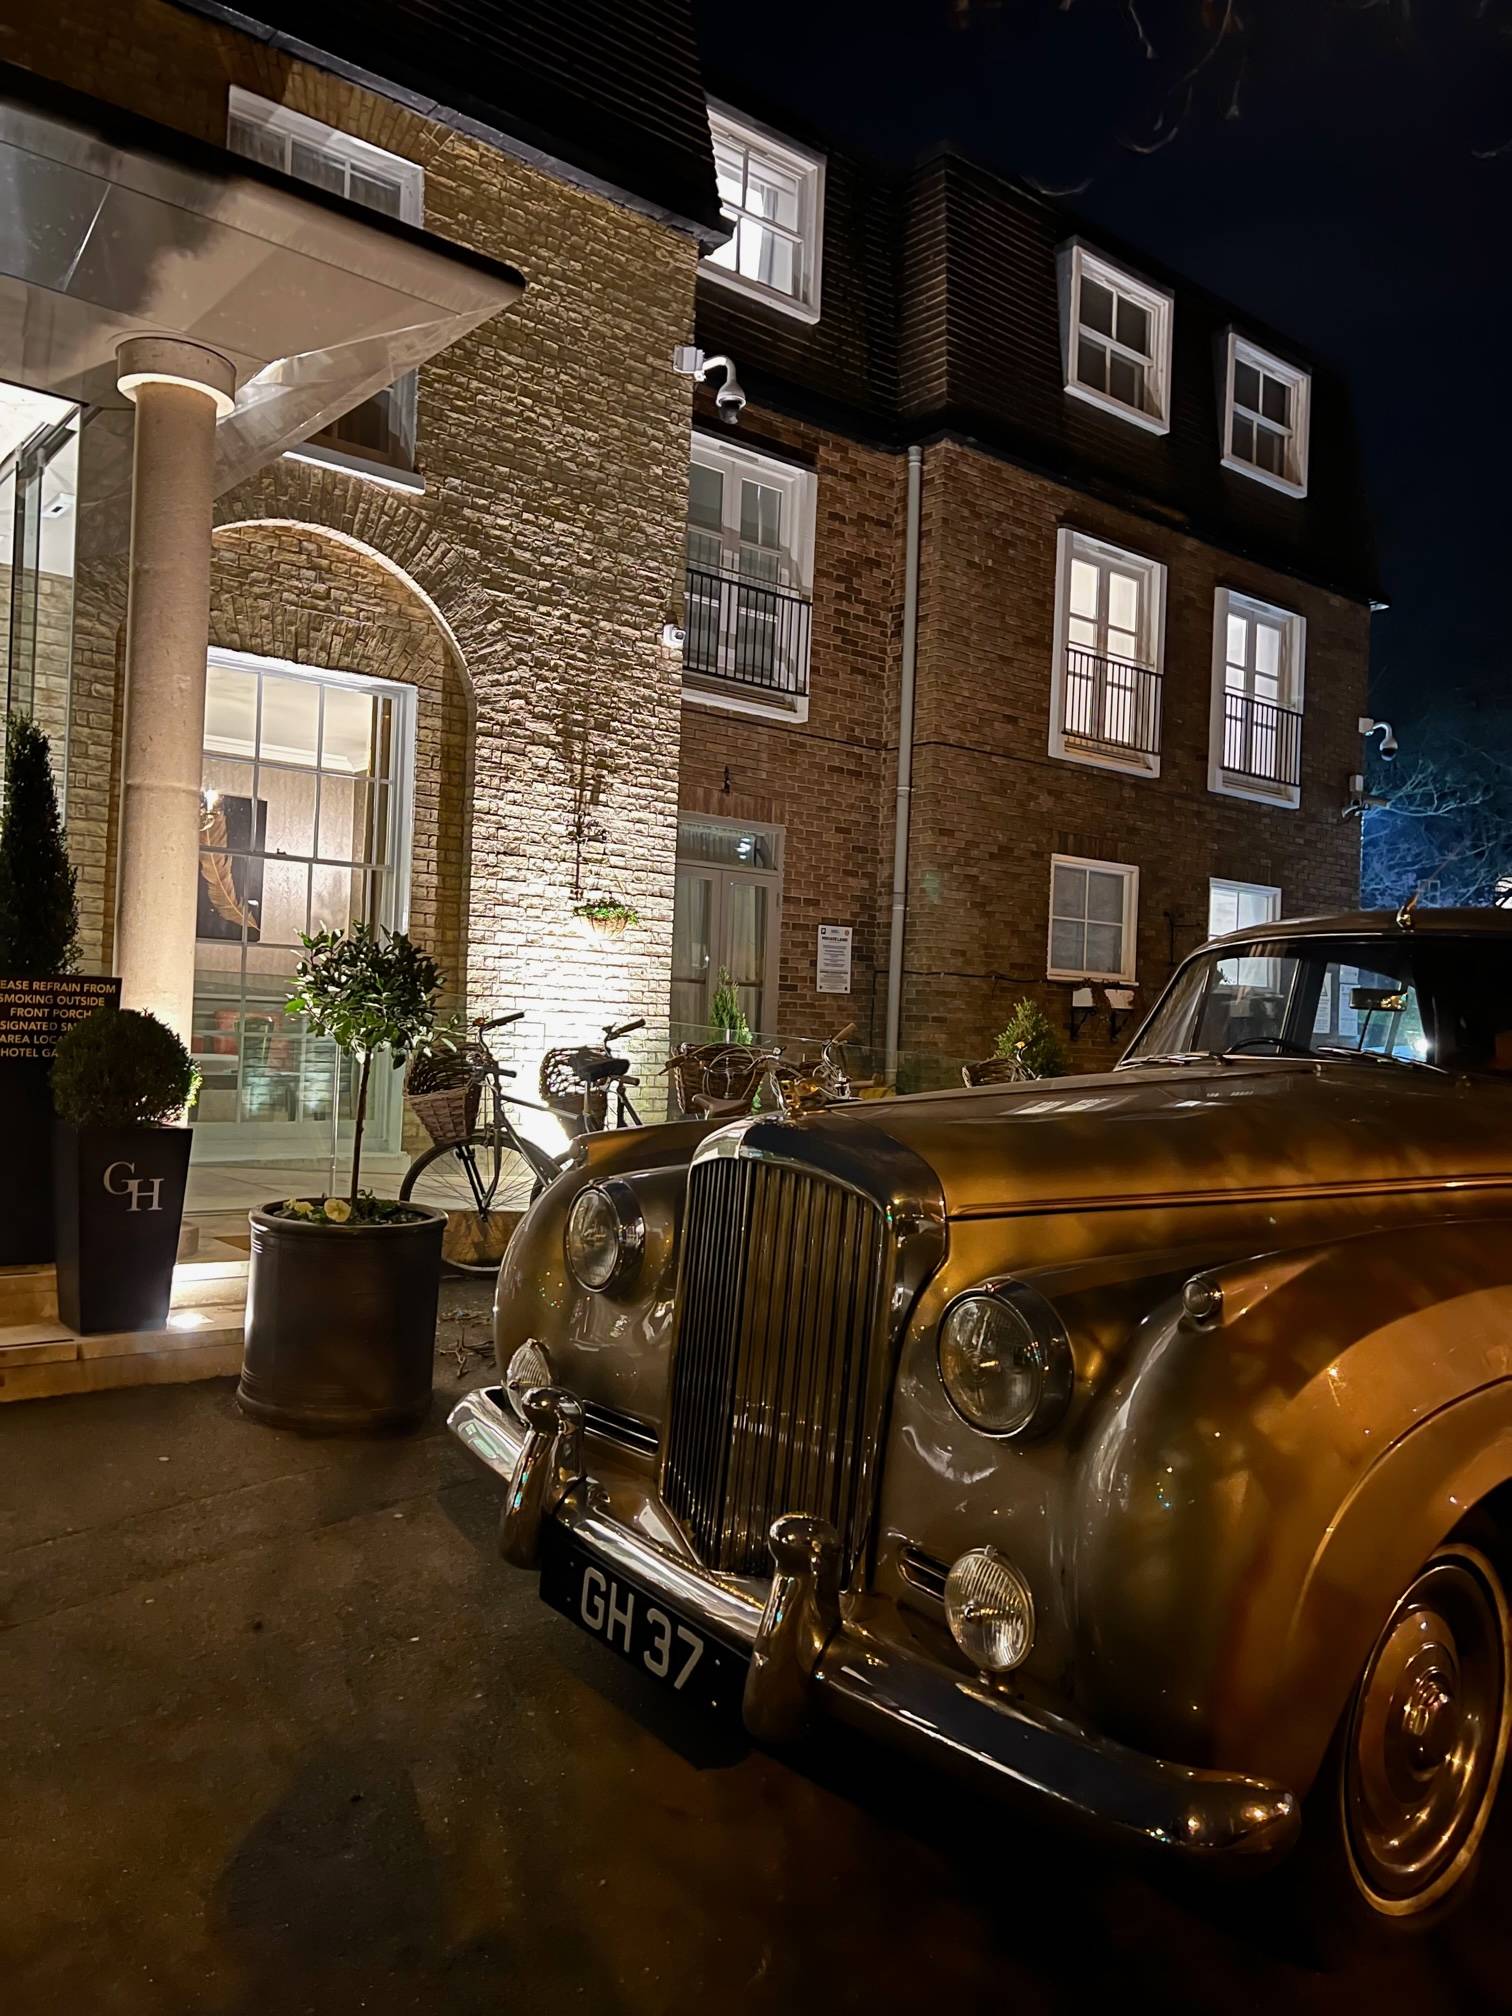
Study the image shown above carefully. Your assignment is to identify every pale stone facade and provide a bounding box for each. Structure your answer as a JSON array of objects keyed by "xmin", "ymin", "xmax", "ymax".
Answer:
[{"xmin": 9, "ymin": 0, "xmax": 702, "ymax": 1109}]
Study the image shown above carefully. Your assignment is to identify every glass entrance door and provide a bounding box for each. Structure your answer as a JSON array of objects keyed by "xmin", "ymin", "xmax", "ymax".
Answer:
[
  {"xmin": 191, "ymin": 649, "xmax": 415, "ymax": 1163},
  {"xmin": 671, "ymin": 816, "xmax": 783, "ymax": 1039}
]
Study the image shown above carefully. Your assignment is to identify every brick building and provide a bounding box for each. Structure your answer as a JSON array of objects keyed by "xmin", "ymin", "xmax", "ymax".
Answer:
[
  {"xmin": 0, "ymin": 12, "xmax": 1376, "ymax": 1218},
  {"xmin": 678, "ymin": 111, "xmax": 1376, "ymax": 1079}
]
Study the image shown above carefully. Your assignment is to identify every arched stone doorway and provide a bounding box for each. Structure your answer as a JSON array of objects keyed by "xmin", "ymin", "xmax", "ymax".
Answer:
[{"xmin": 190, "ymin": 520, "xmax": 471, "ymax": 1185}]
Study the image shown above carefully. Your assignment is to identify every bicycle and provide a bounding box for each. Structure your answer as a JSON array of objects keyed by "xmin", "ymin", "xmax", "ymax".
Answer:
[{"xmin": 399, "ymin": 1012, "xmax": 566, "ymax": 1274}]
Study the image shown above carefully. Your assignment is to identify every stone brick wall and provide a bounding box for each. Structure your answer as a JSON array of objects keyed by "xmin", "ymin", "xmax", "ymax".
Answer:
[
  {"xmin": 676, "ymin": 406, "xmax": 906, "ymax": 1052},
  {"xmin": 9, "ymin": 0, "xmax": 702, "ymax": 1112}
]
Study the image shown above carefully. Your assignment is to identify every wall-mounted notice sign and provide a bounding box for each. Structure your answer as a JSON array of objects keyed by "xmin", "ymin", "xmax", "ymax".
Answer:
[
  {"xmin": 0, "ymin": 973, "xmax": 121, "ymax": 1264},
  {"xmin": 816, "ymin": 924, "xmax": 853, "ymax": 995}
]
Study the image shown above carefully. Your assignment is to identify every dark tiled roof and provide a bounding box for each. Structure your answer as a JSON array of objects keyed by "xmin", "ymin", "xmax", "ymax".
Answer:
[
  {"xmin": 169, "ymin": 0, "xmax": 724, "ymax": 242},
  {"xmin": 698, "ymin": 137, "xmax": 1380, "ymax": 605}
]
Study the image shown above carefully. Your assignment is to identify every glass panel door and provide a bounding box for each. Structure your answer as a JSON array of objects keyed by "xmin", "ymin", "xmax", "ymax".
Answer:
[
  {"xmin": 191, "ymin": 652, "xmax": 413, "ymax": 1164},
  {"xmin": 2, "ymin": 393, "xmax": 79, "ymax": 805},
  {"xmin": 671, "ymin": 817, "xmax": 783, "ymax": 1039}
]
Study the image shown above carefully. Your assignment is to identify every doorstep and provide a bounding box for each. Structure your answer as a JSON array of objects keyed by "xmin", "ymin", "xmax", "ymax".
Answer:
[{"xmin": 0, "ymin": 1240, "xmax": 248, "ymax": 1402}]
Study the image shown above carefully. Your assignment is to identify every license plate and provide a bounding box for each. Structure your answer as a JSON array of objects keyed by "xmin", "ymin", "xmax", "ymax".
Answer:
[{"xmin": 539, "ymin": 1525, "xmax": 748, "ymax": 1717}]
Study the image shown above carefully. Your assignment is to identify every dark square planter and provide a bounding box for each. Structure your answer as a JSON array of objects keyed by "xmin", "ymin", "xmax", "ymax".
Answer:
[{"xmin": 52, "ymin": 1121, "xmax": 192, "ymax": 1334}]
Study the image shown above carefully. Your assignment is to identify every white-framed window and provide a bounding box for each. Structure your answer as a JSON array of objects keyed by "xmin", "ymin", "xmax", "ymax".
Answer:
[
  {"xmin": 1057, "ymin": 242, "xmax": 1173, "ymax": 434},
  {"xmin": 1209, "ymin": 588, "xmax": 1306, "ymax": 808},
  {"xmin": 1048, "ymin": 855, "xmax": 1139, "ymax": 984},
  {"xmin": 682, "ymin": 433, "xmax": 816, "ymax": 722},
  {"xmin": 227, "ymin": 89, "xmax": 424, "ymax": 478},
  {"xmin": 1222, "ymin": 332, "xmax": 1310, "ymax": 497},
  {"xmin": 1048, "ymin": 529, "xmax": 1167, "ymax": 775},
  {"xmin": 705, "ymin": 103, "xmax": 824, "ymax": 323},
  {"xmin": 1208, "ymin": 878, "xmax": 1281, "ymax": 938}
]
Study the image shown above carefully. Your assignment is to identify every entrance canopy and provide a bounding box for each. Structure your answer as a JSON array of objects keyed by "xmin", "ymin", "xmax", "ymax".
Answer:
[{"xmin": 0, "ymin": 65, "xmax": 525, "ymax": 538}]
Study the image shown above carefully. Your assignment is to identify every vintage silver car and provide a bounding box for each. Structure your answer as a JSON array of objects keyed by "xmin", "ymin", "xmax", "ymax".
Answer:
[{"xmin": 450, "ymin": 910, "xmax": 1512, "ymax": 1924}]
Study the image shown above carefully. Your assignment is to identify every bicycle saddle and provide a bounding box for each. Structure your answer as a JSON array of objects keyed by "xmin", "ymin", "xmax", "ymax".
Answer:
[{"xmin": 570, "ymin": 1048, "xmax": 631, "ymax": 1082}]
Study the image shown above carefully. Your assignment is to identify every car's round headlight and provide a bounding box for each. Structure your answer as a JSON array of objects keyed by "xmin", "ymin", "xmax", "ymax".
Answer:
[
  {"xmin": 505, "ymin": 1339, "xmax": 552, "ymax": 1420},
  {"xmin": 944, "ymin": 1547, "xmax": 1035, "ymax": 1673},
  {"xmin": 937, "ymin": 1283, "xmax": 1072, "ymax": 1437},
  {"xmin": 564, "ymin": 1180, "xmax": 644, "ymax": 1293}
]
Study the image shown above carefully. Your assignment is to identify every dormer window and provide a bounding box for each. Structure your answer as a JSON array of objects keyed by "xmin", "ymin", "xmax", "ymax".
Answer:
[
  {"xmin": 705, "ymin": 105, "xmax": 824, "ymax": 324},
  {"xmin": 1223, "ymin": 333, "xmax": 1311, "ymax": 496},
  {"xmin": 1058, "ymin": 243, "xmax": 1173, "ymax": 435}
]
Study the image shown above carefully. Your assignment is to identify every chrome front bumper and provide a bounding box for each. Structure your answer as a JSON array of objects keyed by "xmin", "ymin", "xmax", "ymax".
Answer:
[{"xmin": 448, "ymin": 1383, "xmax": 1299, "ymax": 1864}]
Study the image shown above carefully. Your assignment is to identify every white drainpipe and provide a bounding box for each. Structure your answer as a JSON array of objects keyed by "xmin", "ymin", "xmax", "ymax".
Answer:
[{"xmin": 884, "ymin": 444, "xmax": 923, "ymax": 1084}]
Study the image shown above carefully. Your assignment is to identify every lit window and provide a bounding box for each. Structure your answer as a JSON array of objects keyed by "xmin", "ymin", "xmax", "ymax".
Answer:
[
  {"xmin": 1047, "ymin": 855, "xmax": 1139, "ymax": 983},
  {"xmin": 705, "ymin": 105, "xmax": 823, "ymax": 323},
  {"xmin": 1222, "ymin": 333, "xmax": 1310, "ymax": 496},
  {"xmin": 682, "ymin": 435, "xmax": 815, "ymax": 720},
  {"xmin": 1049, "ymin": 529, "xmax": 1166, "ymax": 773},
  {"xmin": 1209, "ymin": 589, "xmax": 1306, "ymax": 807},
  {"xmin": 1208, "ymin": 878, "xmax": 1282, "ymax": 938},
  {"xmin": 228, "ymin": 89, "xmax": 423, "ymax": 475},
  {"xmin": 1058, "ymin": 243, "xmax": 1173, "ymax": 433}
]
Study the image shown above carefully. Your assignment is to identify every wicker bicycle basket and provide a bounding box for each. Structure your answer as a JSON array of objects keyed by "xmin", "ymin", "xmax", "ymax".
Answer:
[
  {"xmin": 405, "ymin": 1045, "xmax": 482, "ymax": 1148},
  {"xmin": 539, "ymin": 1047, "xmax": 609, "ymax": 1130},
  {"xmin": 961, "ymin": 1054, "xmax": 1033, "ymax": 1088},
  {"xmin": 664, "ymin": 1042, "xmax": 767, "ymax": 1115}
]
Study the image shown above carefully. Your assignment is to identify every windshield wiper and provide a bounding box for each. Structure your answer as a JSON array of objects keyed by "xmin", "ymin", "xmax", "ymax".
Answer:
[
  {"xmin": 1121, "ymin": 1049, "xmax": 1228, "ymax": 1068},
  {"xmin": 1309, "ymin": 1044, "xmax": 1448, "ymax": 1075}
]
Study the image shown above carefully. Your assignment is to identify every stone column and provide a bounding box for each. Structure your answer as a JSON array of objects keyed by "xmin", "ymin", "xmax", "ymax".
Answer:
[{"xmin": 113, "ymin": 337, "xmax": 236, "ymax": 1043}]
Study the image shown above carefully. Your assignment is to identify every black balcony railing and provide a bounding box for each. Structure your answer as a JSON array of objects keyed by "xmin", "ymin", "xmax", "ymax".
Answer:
[
  {"xmin": 1061, "ymin": 646, "xmax": 1163, "ymax": 759},
  {"xmin": 683, "ymin": 564, "xmax": 812, "ymax": 702},
  {"xmin": 1222, "ymin": 691, "xmax": 1303, "ymax": 788}
]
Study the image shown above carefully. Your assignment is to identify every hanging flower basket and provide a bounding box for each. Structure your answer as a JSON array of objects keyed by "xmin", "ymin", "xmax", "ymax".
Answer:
[{"xmin": 572, "ymin": 898, "xmax": 640, "ymax": 942}]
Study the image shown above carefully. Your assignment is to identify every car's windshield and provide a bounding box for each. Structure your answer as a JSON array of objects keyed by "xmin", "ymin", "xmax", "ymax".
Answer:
[{"xmin": 1123, "ymin": 933, "xmax": 1512, "ymax": 1076}]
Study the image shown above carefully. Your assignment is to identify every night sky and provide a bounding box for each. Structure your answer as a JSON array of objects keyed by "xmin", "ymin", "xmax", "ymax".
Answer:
[{"xmin": 697, "ymin": 0, "xmax": 1512, "ymax": 741}]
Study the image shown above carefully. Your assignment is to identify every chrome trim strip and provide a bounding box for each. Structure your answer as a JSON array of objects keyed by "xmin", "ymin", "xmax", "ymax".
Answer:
[{"xmin": 447, "ymin": 1385, "xmax": 1298, "ymax": 1861}]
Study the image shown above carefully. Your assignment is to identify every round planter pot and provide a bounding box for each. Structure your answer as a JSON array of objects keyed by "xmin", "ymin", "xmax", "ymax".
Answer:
[{"xmin": 238, "ymin": 1203, "xmax": 447, "ymax": 1434}]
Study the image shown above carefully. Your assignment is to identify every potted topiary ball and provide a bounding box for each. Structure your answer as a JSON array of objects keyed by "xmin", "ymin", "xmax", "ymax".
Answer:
[
  {"xmin": 237, "ymin": 923, "xmax": 453, "ymax": 1435},
  {"xmin": 50, "ymin": 1005, "xmax": 195, "ymax": 1334}
]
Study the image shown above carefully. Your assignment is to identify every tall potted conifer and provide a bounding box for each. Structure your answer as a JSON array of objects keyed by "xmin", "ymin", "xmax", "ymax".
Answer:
[{"xmin": 0, "ymin": 714, "xmax": 78, "ymax": 978}]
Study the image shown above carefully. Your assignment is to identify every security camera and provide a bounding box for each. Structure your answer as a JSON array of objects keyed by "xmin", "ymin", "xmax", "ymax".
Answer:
[
  {"xmin": 1379, "ymin": 729, "xmax": 1398, "ymax": 761},
  {"xmin": 714, "ymin": 369, "xmax": 746, "ymax": 425},
  {"xmin": 670, "ymin": 346, "xmax": 746, "ymax": 426},
  {"xmin": 1359, "ymin": 716, "xmax": 1398, "ymax": 762}
]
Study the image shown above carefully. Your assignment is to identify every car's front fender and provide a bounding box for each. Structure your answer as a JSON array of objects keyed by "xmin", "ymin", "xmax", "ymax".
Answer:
[{"xmin": 1069, "ymin": 1218, "xmax": 1512, "ymax": 1791}]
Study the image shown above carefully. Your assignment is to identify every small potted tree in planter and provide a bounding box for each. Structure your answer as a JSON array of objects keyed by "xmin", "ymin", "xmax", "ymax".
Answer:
[
  {"xmin": 51, "ymin": 1006, "xmax": 195, "ymax": 1333},
  {"xmin": 709, "ymin": 966, "xmax": 753, "ymax": 1044},
  {"xmin": 963, "ymin": 997, "xmax": 1071, "ymax": 1086},
  {"xmin": 237, "ymin": 923, "xmax": 453, "ymax": 1435}
]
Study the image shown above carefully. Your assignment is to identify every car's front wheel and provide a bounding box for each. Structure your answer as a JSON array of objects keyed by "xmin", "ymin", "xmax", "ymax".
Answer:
[{"xmin": 1334, "ymin": 1540, "xmax": 1510, "ymax": 1923}]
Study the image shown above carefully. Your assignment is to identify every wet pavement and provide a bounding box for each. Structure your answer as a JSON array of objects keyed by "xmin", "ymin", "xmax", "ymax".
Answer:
[{"xmin": 3, "ymin": 1286, "xmax": 1510, "ymax": 2015}]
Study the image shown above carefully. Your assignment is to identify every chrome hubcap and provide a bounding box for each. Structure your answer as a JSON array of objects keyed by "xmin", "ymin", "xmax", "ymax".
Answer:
[{"xmin": 1343, "ymin": 1547, "xmax": 1509, "ymax": 1914}]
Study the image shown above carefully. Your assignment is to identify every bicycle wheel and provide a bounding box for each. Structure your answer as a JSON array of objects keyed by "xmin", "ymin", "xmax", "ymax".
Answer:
[{"xmin": 399, "ymin": 1133, "xmax": 542, "ymax": 1274}]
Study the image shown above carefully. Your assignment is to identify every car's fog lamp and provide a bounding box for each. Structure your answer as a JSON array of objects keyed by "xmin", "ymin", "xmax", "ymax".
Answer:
[
  {"xmin": 564, "ymin": 1180, "xmax": 643, "ymax": 1293},
  {"xmin": 505, "ymin": 1339, "xmax": 552, "ymax": 1420},
  {"xmin": 937, "ymin": 1284, "xmax": 1072, "ymax": 1437},
  {"xmin": 944, "ymin": 1547, "xmax": 1036, "ymax": 1673}
]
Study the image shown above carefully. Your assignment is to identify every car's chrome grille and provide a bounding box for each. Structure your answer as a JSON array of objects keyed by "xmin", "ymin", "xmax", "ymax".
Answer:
[{"xmin": 662, "ymin": 1153, "xmax": 886, "ymax": 1577}]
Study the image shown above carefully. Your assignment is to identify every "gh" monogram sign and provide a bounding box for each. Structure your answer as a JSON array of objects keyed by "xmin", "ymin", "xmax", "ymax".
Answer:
[{"xmin": 103, "ymin": 1160, "xmax": 165, "ymax": 1213}]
